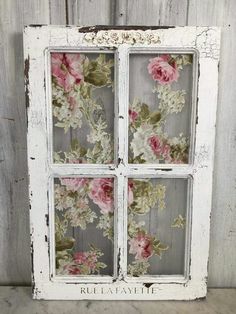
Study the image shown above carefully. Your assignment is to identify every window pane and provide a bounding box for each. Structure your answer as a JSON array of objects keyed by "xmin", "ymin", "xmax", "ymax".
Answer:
[
  {"xmin": 51, "ymin": 52, "xmax": 115, "ymax": 164},
  {"xmin": 127, "ymin": 178, "xmax": 188, "ymax": 276},
  {"xmin": 54, "ymin": 177, "xmax": 114, "ymax": 276},
  {"xmin": 129, "ymin": 53, "xmax": 194, "ymax": 164}
]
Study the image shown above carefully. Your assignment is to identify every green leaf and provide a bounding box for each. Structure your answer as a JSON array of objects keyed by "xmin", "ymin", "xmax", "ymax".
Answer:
[
  {"xmin": 71, "ymin": 139, "xmax": 79, "ymax": 150},
  {"xmin": 56, "ymin": 237, "xmax": 75, "ymax": 251},
  {"xmin": 139, "ymin": 103, "xmax": 150, "ymax": 120},
  {"xmin": 84, "ymin": 54, "xmax": 113, "ymax": 87},
  {"xmin": 171, "ymin": 214, "xmax": 186, "ymax": 228},
  {"xmin": 132, "ymin": 154, "xmax": 146, "ymax": 164},
  {"xmin": 96, "ymin": 262, "xmax": 107, "ymax": 269},
  {"xmin": 149, "ymin": 111, "xmax": 161, "ymax": 124},
  {"xmin": 79, "ymin": 83, "xmax": 92, "ymax": 99},
  {"xmin": 85, "ymin": 70, "xmax": 109, "ymax": 87},
  {"xmin": 153, "ymin": 242, "xmax": 169, "ymax": 256}
]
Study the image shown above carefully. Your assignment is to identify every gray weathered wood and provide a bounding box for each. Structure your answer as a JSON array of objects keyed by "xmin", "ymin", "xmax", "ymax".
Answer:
[
  {"xmin": 0, "ymin": 0, "xmax": 235, "ymax": 288},
  {"xmin": 0, "ymin": 0, "xmax": 50, "ymax": 284},
  {"xmin": 49, "ymin": 0, "xmax": 67, "ymax": 24},
  {"xmin": 126, "ymin": 0, "xmax": 188, "ymax": 26},
  {"xmin": 75, "ymin": 0, "xmax": 113, "ymax": 25},
  {"xmin": 188, "ymin": 0, "xmax": 236, "ymax": 288}
]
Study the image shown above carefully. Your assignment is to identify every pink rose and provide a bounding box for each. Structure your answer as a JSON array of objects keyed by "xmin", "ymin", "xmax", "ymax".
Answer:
[
  {"xmin": 129, "ymin": 109, "xmax": 138, "ymax": 123},
  {"xmin": 74, "ymin": 252, "xmax": 87, "ymax": 264},
  {"xmin": 128, "ymin": 181, "xmax": 134, "ymax": 205},
  {"xmin": 85, "ymin": 252, "xmax": 98, "ymax": 271},
  {"xmin": 89, "ymin": 178, "xmax": 114, "ymax": 214},
  {"xmin": 63, "ymin": 251, "xmax": 101, "ymax": 275},
  {"xmin": 60, "ymin": 177, "xmax": 88, "ymax": 191},
  {"xmin": 51, "ymin": 53, "xmax": 84, "ymax": 92},
  {"xmin": 129, "ymin": 232, "xmax": 153, "ymax": 260},
  {"xmin": 74, "ymin": 251, "xmax": 97, "ymax": 272},
  {"xmin": 148, "ymin": 135, "xmax": 171, "ymax": 161},
  {"xmin": 65, "ymin": 265, "xmax": 81, "ymax": 275},
  {"xmin": 161, "ymin": 143, "xmax": 171, "ymax": 160},
  {"xmin": 148, "ymin": 55, "xmax": 179, "ymax": 85}
]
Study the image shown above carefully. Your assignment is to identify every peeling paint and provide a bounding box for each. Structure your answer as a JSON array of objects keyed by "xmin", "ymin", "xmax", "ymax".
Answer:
[
  {"xmin": 24, "ymin": 56, "xmax": 30, "ymax": 109},
  {"xmin": 30, "ymin": 241, "xmax": 35, "ymax": 296},
  {"xmin": 45, "ymin": 214, "xmax": 49, "ymax": 226},
  {"xmin": 117, "ymin": 248, "xmax": 121, "ymax": 278},
  {"xmin": 28, "ymin": 24, "xmax": 46, "ymax": 28},
  {"xmin": 78, "ymin": 25, "xmax": 175, "ymax": 33},
  {"xmin": 143, "ymin": 283, "xmax": 154, "ymax": 288},
  {"xmin": 118, "ymin": 158, "xmax": 123, "ymax": 165}
]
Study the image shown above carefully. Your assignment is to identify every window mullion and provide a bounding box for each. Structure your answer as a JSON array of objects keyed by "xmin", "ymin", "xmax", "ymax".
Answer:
[
  {"xmin": 116, "ymin": 45, "xmax": 129, "ymax": 164},
  {"xmin": 115, "ymin": 45, "xmax": 129, "ymax": 279},
  {"xmin": 125, "ymin": 165, "xmax": 194, "ymax": 177}
]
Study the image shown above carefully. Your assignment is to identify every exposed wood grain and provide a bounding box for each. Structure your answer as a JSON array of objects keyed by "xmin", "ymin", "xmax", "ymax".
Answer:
[
  {"xmin": 0, "ymin": 0, "xmax": 50, "ymax": 285},
  {"xmin": 113, "ymin": 0, "xmax": 128, "ymax": 25},
  {"xmin": 188, "ymin": 0, "xmax": 236, "ymax": 288},
  {"xmin": 126, "ymin": 0, "xmax": 188, "ymax": 25},
  {"xmin": 49, "ymin": 0, "xmax": 67, "ymax": 24},
  {"xmin": 74, "ymin": 0, "xmax": 113, "ymax": 25}
]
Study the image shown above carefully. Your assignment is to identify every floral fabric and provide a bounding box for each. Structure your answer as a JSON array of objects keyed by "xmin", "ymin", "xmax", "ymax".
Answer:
[
  {"xmin": 127, "ymin": 178, "xmax": 187, "ymax": 276},
  {"xmin": 129, "ymin": 54, "xmax": 192, "ymax": 164},
  {"xmin": 52, "ymin": 52, "xmax": 191, "ymax": 277},
  {"xmin": 52, "ymin": 53, "xmax": 114, "ymax": 163},
  {"xmin": 55, "ymin": 177, "xmax": 114, "ymax": 275}
]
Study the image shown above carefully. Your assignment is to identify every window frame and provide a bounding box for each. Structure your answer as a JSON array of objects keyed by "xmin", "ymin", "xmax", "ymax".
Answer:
[{"xmin": 24, "ymin": 25, "xmax": 220, "ymax": 300}]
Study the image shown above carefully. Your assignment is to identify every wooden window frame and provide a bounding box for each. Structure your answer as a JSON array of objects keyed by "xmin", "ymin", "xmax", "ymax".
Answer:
[{"xmin": 24, "ymin": 25, "xmax": 220, "ymax": 300}]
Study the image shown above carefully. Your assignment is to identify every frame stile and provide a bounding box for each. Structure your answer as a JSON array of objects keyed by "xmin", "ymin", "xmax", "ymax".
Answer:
[
  {"xmin": 190, "ymin": 57, "xmax": 220, "ymax": 291},
  {"xmin": 24, "ymin": 26, "xmax": 51, "ymax": 298},
  {"xmin": 116, "ymin": 45, "xmax": 129, "ymax": 278}
]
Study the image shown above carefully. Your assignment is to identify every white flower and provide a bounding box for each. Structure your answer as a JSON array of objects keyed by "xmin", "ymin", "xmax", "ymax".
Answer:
[
  {"xmin": 64, "ymin": 200, "xmax": 97, "ymax": 229},
  {"xmin": 52, "ymin": 83, "xmax": 83, "ymax": 132},
  {"xmin": 155, "ymin": 85, "xmax": 186, "ymax": 114},
  {"xmin": 130, "ymin": 124, "xmax": 161, "ymax": 163},
  {"xmin": 54, "ymin": 184, "xmax": 75, "ymax": 211}
]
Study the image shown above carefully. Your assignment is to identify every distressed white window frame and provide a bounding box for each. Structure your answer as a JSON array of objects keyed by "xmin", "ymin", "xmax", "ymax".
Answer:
[{"xmin": 24, "ymin": 26, "xmax": 220, "ymax": 300}]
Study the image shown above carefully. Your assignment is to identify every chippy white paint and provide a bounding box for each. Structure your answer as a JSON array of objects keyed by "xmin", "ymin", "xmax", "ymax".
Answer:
[{"xmin": 24, "ymin": 26, "xmax": 220, "ymax": 300}]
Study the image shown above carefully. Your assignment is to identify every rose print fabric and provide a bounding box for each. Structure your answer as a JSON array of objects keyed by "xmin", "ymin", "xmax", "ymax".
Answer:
[
  {"xmin": 55, "ymin": 177, "xmax": 114, "ymax": 276},
  {"xmin": 129, "ymin": 232, "xmax": 154, "ymax": 260},
  {"xmin": 147, "ymin": 55, "xmax": 179, "ymax": 85},
  {"xmin": 52, "ymin": 52, "xmax": 190, "ymax": 277},
  {"xmin": 52, "ymin": 52, "xmax": 114, "ymax": 163},
  {"xmin": 89, "ymin": 178, "xmax": 114, "ymax": 214},
  {"xmin": 129, "ymin": 53, "xmax": 193, "ymax": 164},
  {"xmin": 51, "ymin": 53, "xmax": 85, "ymax": 92},
  {"xmin": 127, "ymin": 178, "xmax": 187, "ymax": 276}
]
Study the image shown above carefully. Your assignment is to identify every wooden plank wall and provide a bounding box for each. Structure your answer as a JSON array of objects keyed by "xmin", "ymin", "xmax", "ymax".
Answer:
[{"xmin": 0, "ymin": 0, "xmax": 235, "ymax": 287}]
